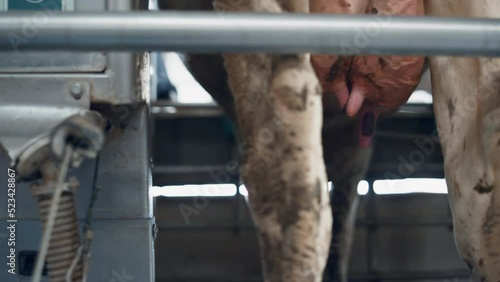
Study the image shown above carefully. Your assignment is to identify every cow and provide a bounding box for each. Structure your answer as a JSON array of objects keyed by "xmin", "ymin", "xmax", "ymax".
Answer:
[{"xmin": 159, "ymin": 0, "xmax": 500, "ymax": 281}]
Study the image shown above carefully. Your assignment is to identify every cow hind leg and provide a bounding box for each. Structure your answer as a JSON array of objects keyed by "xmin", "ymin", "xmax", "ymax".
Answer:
[
  {"xmin": 323, "ymin": 122, "xmax": 372, "ymax": 282},
  {"xmin": 428, "ymin": 55, "xmax": 500, "ymax": 282},
  {"xmin": 425, "ymin": 0, "xmax": 500, "ymax": 277},
  {"xmin": 447, "ymin": 159, "xmax": 500, "ymax": 282},
  {"xmin": 449, "ymin": 117, "xmax": 500, "ymax": 282},
  {"xmin": 213, "ymin": 1, "xmax": 332, "ymax": 281}
]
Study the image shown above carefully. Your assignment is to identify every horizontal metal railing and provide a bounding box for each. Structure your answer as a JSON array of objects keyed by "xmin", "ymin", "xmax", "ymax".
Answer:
[{"xmin": 0, "ymin": 12, "xmax": 499, "ymax": 55}]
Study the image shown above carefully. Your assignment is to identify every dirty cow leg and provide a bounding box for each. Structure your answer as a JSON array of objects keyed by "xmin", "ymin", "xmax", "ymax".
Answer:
[
  {"xmin": 429, "ymin": 56, "xmax": 500, "ymax": 282},
  {"xmin": 214, "ymin": 1, "xmax": 332, "ymax": 281},
  {"xmin": 323, "ymin": 122, "xmax": 372, "ymax": 282}
]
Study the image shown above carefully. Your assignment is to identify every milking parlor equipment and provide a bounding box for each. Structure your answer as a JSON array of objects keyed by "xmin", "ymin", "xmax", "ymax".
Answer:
[
  {"xmin": 0, "ymin": 1, "xmax": 154, "ymax": 282},
  {"xmin": 0, "ymin": 1, "xmax": 499, "ymax": 282}
]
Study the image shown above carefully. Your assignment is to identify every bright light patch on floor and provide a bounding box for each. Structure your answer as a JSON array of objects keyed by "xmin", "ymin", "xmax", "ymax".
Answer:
[
  {"xmin": 150, "ymin": 184, "xmax": 237, "ymax": 197},
  {"xmin": 407, "ymin": 90, "xmax": 433, "ymax": 104},
  {"xmin": 239, "ymin": 185, "xmax": 248, "ymax": 197},
  {"xmin": 151, "ymin": 106, "xmax": 177, "ymax": 115},
  {"xmin": 357, "ymin": 180, "xmax": 369, "ymax": 195},
  {"xmin": 151, "ymin": 179, "xmax": 446, "ymax": 197},
  {"xmin": 239, "ymin": 181, "xmax": 369, "ymax": 196},
  {"xmin": 163, "ymin": 52, "xmax": 214, "ymax": 104},
  {"xmin": 373, "ymin": 178, "xmax": 447, "ymax": 195}
]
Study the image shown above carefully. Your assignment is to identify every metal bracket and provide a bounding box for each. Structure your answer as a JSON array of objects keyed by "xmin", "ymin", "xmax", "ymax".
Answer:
[{"xmin": 0, "ymin": 75, "xmax": 90, "ymax": 164}]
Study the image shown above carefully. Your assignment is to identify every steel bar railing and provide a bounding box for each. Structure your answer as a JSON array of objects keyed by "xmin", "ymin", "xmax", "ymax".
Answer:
[{"xmin": 0, "ymin": 12, "xmax": 499, "ymax": 55}]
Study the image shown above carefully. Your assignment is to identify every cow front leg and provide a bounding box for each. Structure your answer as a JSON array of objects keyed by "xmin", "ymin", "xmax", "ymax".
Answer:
[
  {"xmin": 242, "ymin": 53, "xmax": 331, "ymax": 282},
  {"xmin": 214, "ymin": 1, "xmax": 332, "ymax": 281}
]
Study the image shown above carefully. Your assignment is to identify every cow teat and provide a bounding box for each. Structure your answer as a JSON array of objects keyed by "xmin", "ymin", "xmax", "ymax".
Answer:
[{"xmin": 357, "ymin": 105, "xmax": 380, "ymax": 148}]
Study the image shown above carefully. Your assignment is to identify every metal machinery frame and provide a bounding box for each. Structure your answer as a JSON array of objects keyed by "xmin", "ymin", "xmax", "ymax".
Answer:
[{"xmin": 0, "ymin": 1, "xmax": 154, "ymax": 282}]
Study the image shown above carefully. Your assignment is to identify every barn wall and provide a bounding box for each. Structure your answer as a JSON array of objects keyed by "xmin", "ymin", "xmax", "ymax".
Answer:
[
  {"xmin": 154, "ymin": 195, "xmax": 469, "ymax": 282},
  {"xmin": 151, "ymin": 102, "xmax": 466, "ymax": 282}
]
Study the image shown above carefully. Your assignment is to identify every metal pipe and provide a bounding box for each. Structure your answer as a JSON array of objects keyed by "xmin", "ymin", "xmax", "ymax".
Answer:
[
  {"xmin": 156, "ymin": 217, "xmax": 453, "ymax": 230},
  {"xmin": 0, "ymin": 12, "xmax": 499, "ymax": 55},
  {"xmin": 150, "ymin": 103, "xmax": 435, "ymax": 119}
]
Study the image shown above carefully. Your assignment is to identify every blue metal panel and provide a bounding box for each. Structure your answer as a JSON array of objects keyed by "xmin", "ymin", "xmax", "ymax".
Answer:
[{"xmin": 8, "ymin": 0, "xmax": 62, "ymax": 11}]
